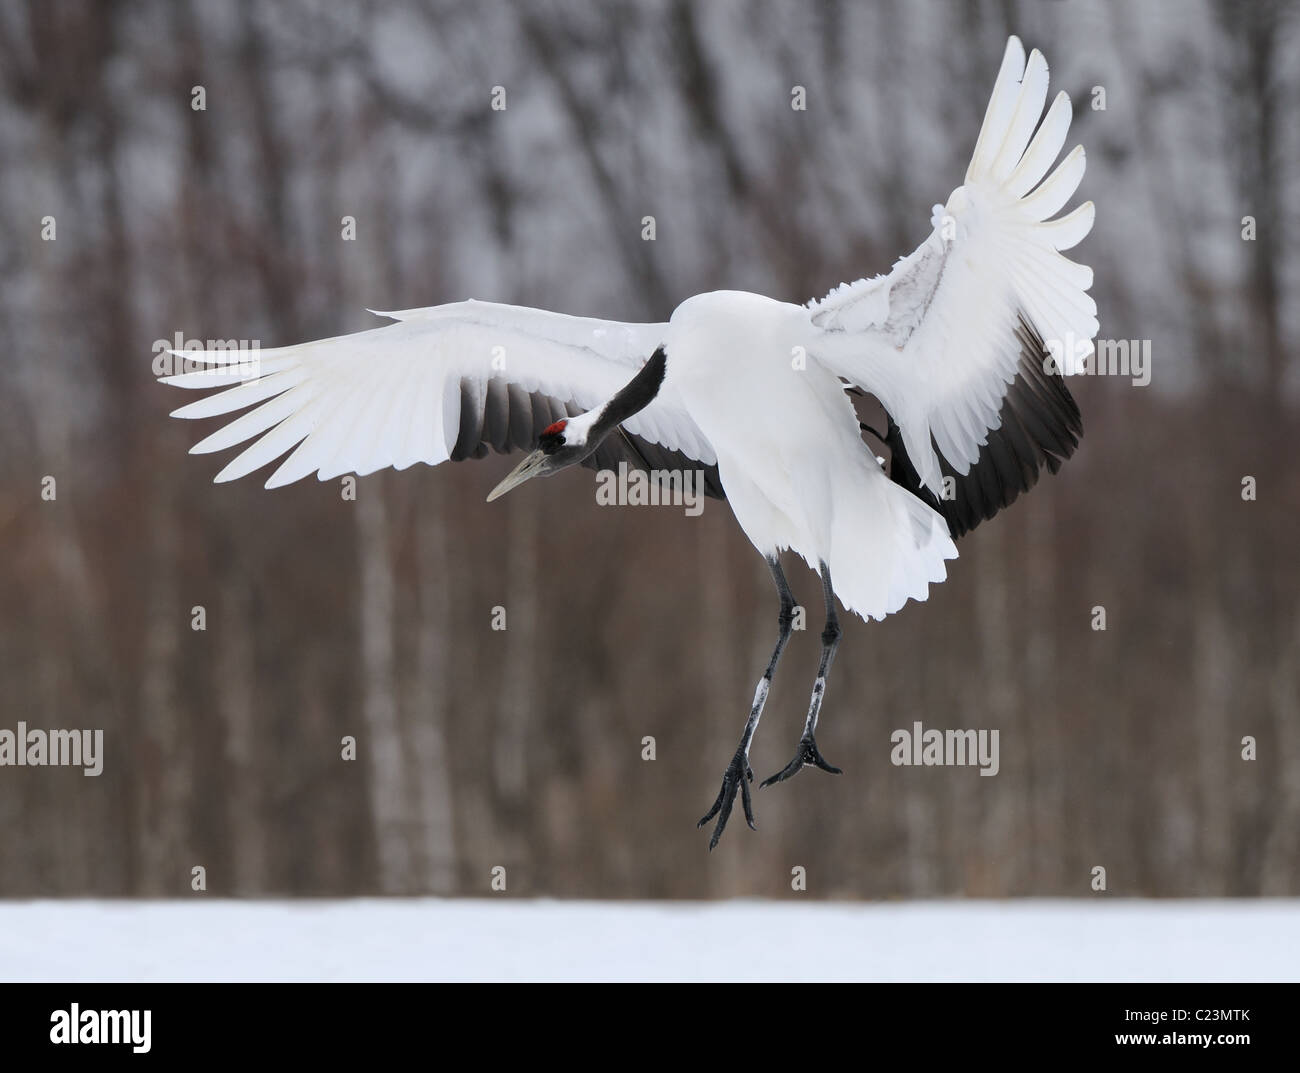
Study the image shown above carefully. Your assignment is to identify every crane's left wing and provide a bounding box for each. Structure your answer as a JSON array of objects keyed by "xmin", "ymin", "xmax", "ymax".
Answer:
[
  {"xmin": 809, "ymin": 37, "xmax": 1094, "ymax": 531},
  {"xmin": 160, "ymin": 300, "xmax": 724, "ymax": 497}
]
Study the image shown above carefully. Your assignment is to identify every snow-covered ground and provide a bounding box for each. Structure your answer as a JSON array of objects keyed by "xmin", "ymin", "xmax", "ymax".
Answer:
[{"xmin": 2, "ymin": 899, "xmax": 1296, "ymax": 982}]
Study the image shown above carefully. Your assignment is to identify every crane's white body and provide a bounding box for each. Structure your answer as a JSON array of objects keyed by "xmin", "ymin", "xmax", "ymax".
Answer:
[
  {"xmin": 162, "ymin": 36, "xmax": 1095, "ymax": 628},
  {"xmin": 664, "ymin": 290, "xmax": 955, "ymax": 620}
]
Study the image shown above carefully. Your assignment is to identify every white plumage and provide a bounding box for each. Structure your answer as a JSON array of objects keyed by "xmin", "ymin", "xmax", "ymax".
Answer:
[
  {"xmin": 809, "ymin": 39, "xmax": 1096, "ymax": 493},
  {"xmin": 166, "ymin": 301, "xmax": 714, "ymax": 486},
  {"xmin": 660, "ymin": 289, "xmax": 956, "ymax": 622},
  {"xmin": 162, "ymin": 36, "xmax": 1096, "ymax": 847}
]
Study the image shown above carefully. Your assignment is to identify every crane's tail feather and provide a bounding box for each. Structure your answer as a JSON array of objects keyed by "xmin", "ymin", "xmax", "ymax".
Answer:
[{"xmin": 829, "ymin": 462, "xmax": 957, "ymax": 623}]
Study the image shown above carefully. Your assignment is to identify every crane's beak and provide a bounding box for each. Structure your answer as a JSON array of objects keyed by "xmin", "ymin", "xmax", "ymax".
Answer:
[{"xmin": 487, "ymin": 448, "xmax": 549, "ymax": 502}]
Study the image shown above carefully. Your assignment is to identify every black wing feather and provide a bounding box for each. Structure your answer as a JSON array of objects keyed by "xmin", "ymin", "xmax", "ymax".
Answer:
[
  {"xmin": 884, "ymin": 314, "xmax": 1082, "ymax": 539},
  {"xmin": 450, "ymin": 377, "xmax": 726, "ymax": 500}
]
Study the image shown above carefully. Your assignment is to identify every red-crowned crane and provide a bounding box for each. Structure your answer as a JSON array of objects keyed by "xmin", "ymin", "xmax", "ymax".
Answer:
[{"xmin": 162, "ymin": 37, "xmax": 1096, "ymax": 849}]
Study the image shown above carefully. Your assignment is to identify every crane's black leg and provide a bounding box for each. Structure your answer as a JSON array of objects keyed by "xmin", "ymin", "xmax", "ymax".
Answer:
[
  {"xmin": 699, "ymin": 556, "xmax": 795, "ymax": 850},
  {"xmin": 761, "ymin": 561, "xmax": 843, "ymax": 786}
]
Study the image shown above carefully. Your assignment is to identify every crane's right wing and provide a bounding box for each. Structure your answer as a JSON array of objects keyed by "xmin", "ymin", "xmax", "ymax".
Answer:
[
  {"xmin": 809, "ymin": 37, "xmax": 1093, "ymax": 534},
  {"xmin": 160, "ymin": 300, "xmax": 725, "ymax": 497}
]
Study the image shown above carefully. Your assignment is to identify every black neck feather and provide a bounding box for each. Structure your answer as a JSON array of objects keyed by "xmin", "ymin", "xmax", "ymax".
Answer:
[{"xmin": 592, "ymin": 346, "xmax": 667, "ymax": 440}]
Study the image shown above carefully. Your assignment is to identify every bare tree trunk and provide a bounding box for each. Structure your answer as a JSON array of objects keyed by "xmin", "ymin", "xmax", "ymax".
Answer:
[
  {"xmin": 356, "ymin": 484, "xmax": 412, "ymax": 893},
  {"xmin": 137, "ymin": 496, "xmax": 188, "ymax": 894},
  {"xmin": 219, "ymin": 577, "xmax": 264, "ymax": 893},
  {"xmin": 1024, "ymin": 495, "xmax": 1064, "ymax": 887},
  {"xmin": 495, "ymin": 494, "xmax": 537, "ymax": 800},
  {"xmin": 974, "ymin": 528, "xmax": 1024, "ymax": 892},
  {"xmin": 411, "ymin": 490, "xmax": 458, "ymax": 893},
  {"xmin": 1190, "ymin": 539, "xmax": 1232, "ymax": 895}
]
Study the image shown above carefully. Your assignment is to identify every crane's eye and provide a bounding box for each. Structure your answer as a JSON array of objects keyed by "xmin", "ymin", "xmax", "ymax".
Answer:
[{"xmin": 539, "ymin": 419, "xmax": 568, "ymax": 454}]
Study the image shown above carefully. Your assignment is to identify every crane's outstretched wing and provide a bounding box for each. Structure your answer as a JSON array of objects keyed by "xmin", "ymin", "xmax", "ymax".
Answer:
[
  {"xmin": 160, "ymin": 300, "xmax": 725, "ymax": 497},
  {"xmin": 809, "ymin": 36, "xmax": 1094, "ymax": 529}
]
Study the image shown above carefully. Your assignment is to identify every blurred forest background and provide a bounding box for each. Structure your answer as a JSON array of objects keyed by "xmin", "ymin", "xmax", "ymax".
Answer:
[{"xmin": 0, "ymin": 0, "xmax": 1297, "ymax": 900}]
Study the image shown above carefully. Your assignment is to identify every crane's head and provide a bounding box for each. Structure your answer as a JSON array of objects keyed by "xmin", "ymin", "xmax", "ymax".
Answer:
[
  {"xmin": 486, "ymin": 416, "xmax": 597, "ymax": 502},
  {"xmin": 486, "ymin": 345, "xmax": 668, "ymax": 503}
]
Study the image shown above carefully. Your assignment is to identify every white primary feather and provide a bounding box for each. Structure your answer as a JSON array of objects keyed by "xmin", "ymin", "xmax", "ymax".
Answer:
[
  {"xmin": 807, "ymin": 35, "xmax": 1097, "ymax": 492},
  {"xmin": 161, "ymin": 301, "xmax": 716, "ymax": 489}
]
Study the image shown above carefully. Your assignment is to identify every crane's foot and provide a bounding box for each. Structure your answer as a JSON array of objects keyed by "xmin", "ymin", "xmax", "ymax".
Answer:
[
  {"xmin": 697, "ymin": 747, "xmax": 756, "ymax": 851},
  {"xmin": 760, "ymin": 734, "xmax": 842, "ymax": 787}
]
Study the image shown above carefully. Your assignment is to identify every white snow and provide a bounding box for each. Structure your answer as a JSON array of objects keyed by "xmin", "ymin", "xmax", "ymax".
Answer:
[{"xmin": 2, "ymin": 899, "xmax": 1296, "ymax": 982}]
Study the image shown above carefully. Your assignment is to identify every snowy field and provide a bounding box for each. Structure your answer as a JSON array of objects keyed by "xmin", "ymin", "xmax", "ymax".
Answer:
[{"xmin": 2, "ymin": 899, "xmax": 1297, "ymax": 982}]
